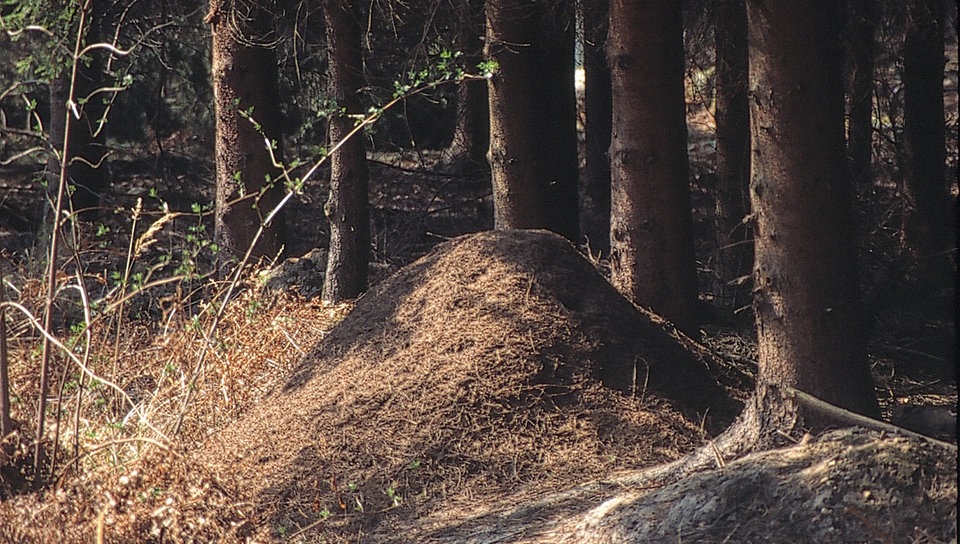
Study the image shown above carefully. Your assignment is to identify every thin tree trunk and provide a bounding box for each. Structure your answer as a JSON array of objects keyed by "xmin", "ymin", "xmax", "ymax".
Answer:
[
  {"xmin": 486, "ymin": 0, "xmax": 579, "ymax": 241},
  {"xmin": 581, "ymin": 0, "xmax": 612, "ymax": 256},
  {"xmin": 747, "ymin": 0, "xmax": 879, "ymax": 418},
  {"xmin": 45, "ymin": 0, "xmax": 112, "ymax": 217},
  {"xmin": 845, "ymin": 0, "xmax": 877, "ymax": 190},
  {"xmin": 208, "ymin": 0, "xmax": 286, "ymax": 262},
  {"xmin": 322, "ymin": 0, "xmax": 370, "ymax": 302},
  {"xmin": 444, "ymin": 0, "xmax": 488, "ymax": 171},
  {"xmin": 714, "ymin": 0, "xmax": 752, "ymax": 311},
  {"xmin": 608, "ymin": 0, "xmax": 698, "ymax": 333},
  {"xmin": 901, "ymin": 0, "xmax": 953, "ymax": 271}
]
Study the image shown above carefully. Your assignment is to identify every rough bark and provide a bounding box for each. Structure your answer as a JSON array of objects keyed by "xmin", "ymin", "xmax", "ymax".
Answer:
[
  {"xmin": 845, "ymin": 0, "xmax": 877, "ymax": 190},
  {"xmin": 581, "ymin": 0, "xmax": 612, "ymax": 256},
  {"xmin": 208, "ymin": 0, "xmax": 286, "ymax": 262},
  {"xmin": 713, "ymin": 0, "xmax": 753, "ymax": 311},
  {"xmin": 747, "ymin": 0, "xmax": 880, "ymax": 418},
  {"xmin": 322, "ymin": 0, "xmax": 370, "ymax": 302},
  {"xmin": 485, "ymin": 0, "xmax": 579, "ymax": 241},
  {"xmin": 607, "ymin": 0, "xmax": 698, "ymax": 333},
  {"xmin": 443, "ymin": 0, "xmax": 489, "ymax": 172},
  {"xmin": 901, "ymin": 0, "xmax": 954, "ymax": 272}
]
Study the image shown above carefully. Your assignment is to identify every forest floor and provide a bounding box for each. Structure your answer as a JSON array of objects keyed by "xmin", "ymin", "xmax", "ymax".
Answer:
[{"xmin": 0, "ymin": 140, "xmax": 955, "ymax": 542}]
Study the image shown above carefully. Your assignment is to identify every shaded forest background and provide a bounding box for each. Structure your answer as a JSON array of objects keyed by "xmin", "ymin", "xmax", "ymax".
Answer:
[{"xmin": 0, "ymin": 1, "xmax": 953, "ymax": 301}]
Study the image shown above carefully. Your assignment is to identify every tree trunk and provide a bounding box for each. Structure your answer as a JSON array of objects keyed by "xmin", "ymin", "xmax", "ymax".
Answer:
[
  {"xmin": 713, "ymin": 0, "xmax": 752, "ymax": 311},
  {"xmin": 485, "ymin": 0, "xmax": 579, "ymax": 241},
  {"xmin": 845, "ymin": 0, "xmax": 877, "ymax": 191},
  {"xmin": 607, "ymin": 0, "xmax": 698, "ymax": 333},
  {"xmin": 747, "ymin": 0, "xmax": 879, "ymax": 418},
  {"xmin": 581, "ymin": 0, "xmax": 612, "ymax": 256},
  {"xmin": 322, "ymin": 0, "xmax": 370, "ymax": 302},
  {"xmin": 443, "ymin": 0, "xmax": 489, "ymax": 172},
  {"xmin": 45, "ymin": 0, "xmax": 112, "ymax": 217},
  {"xmin": 208, "ymin": 0, "xmax": 286, "ymax": 262},
  {"xmin": 901, "ymin": 0, "xmax": 953, "ymax": 272}
]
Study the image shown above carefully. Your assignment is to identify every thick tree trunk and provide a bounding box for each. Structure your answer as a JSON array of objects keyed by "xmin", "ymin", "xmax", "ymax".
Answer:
[
  {"xmin": 443, "ymin": 0, "xmax": 489, "ymax": 172},
  {"xmin": 747, "ymin": 0, "xmax": 879, "ymax": 418},
  {"xmin": 322, "ymin": 0, "xmax": 370, "ymax": 302},
  {"xmin": 713, "ymin": 0, "xmax": 752, "ymax": 311},
  {"xmin": 485, "ymin": 0, "xmax": 579, "ymax": 241},
  {"xmin": 845, "ymin": 0, "xmax": 877, "ymax": 191},
  {"xmin": 607, "ymin": 0, "xmax": 698, "ymax": 333},
  {"xmin": 901, "ymin": 0, "xmax": 954, "ymax": 271},
  {"xmin": 208, "ymin": 0, "xmax": 286, "ymax": 261},
  {"xmin": 581, "ymin": 0, "xmax": 612, "ymax": 256}
]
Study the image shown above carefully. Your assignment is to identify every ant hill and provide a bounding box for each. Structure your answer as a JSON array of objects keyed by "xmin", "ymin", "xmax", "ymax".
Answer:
[{"xmin": 197, "ymin": 229, "xmax": 742, "ymax": 541}]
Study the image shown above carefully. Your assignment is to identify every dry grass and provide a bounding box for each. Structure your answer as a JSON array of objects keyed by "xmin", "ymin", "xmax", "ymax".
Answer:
[
  {"xmin": 0, "ymin": 221, "xmax": 955, "ymax": 543},
  {"xmin": 0, "ymin": 229, "xmax": 731, "ymax": 543},
  {"xmin": 0, "ymin": 246, "xmax": 351, "ymax": 541}
]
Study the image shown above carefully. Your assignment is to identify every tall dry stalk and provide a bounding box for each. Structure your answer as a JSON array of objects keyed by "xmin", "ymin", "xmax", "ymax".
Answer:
[
  {"xmin": 0, "ymin": 278, "xmax": 13, "ymax": 465},
  {"xmin": 35, "ymin": 2, "xmax": 94, "ymax": 483}
]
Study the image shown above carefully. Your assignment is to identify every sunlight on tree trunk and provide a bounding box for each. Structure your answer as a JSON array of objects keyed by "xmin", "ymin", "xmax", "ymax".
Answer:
[
  {"xmin": 443, "ymin": 0, "xmax": 489, "ymax": 172},
  {"xmin": 485, "ymin": 0, "xmax": 579, "ymax": 241},
  {"xmin": 208, "ymin": 0, "xmax": 286, "ymax": 262},
  {"xmin": 608, "ymin": 0, "xmax": 698, "ymax": 333},
  {"xmin": 322, "ymin": 0, "xmax": 370, "ymax": 303},
  {"xmin": 747, "ymin": 0, "xmax": 880, "ymax": 418}
]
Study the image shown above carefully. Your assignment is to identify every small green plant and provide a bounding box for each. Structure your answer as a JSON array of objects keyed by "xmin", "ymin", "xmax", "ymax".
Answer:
[
  {"xmin": 478, "ymin": 59, "xmax": 500, "ymax": 79},
  {"xmin": 95, "ymin": 224, "xmax": 112, "ymax": 248},
  {"xmin": 385, "ymin": 486, "xmax": 402, "ymax": 507},
  {"xmin": 245, "ymin": 299, "xmax": 261, "ymax": 321}
]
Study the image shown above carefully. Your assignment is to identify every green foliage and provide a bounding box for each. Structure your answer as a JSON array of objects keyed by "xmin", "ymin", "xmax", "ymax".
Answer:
[
  {"xmin": 477, "ymin": 59, "xmax": 500, "ymax": 78},
  {"xmin": 385, "ymin": 486, "xmax": 403, "ymax": 507},
  {"xmin": 1, "ymin": 0, "xmax": 79, "ymax": 80},
  {"xmin": 393, "ymin": 48, "xmax": 465, "ymax": 98}
]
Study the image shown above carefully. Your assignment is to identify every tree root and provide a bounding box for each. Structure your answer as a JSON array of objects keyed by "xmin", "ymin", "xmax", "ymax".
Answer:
[{"xmin": 414, "ymin": 384, "xmax": 956, "ymax": 543}]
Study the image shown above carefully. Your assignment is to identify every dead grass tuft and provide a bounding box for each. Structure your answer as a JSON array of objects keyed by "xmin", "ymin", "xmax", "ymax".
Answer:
[{"xmin": 0, "ymin": 259, "xmax": 350, "ymax": 540}]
